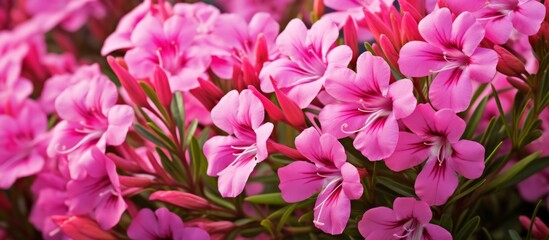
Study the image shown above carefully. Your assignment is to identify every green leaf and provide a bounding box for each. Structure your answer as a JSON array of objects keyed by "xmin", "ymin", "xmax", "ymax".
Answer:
[
  {"xmin": 260, "ymin": 219, "xmax": 276, "ymax": 238},
  {"xmin": 447, "ymin": 179, "xmax": 486, "ymax": 206},
  {"xmin": 488, "ymin": 153, "xmax": 546, "ymax": 190},
  {"xmin": 463, "ymin": 97, "xmax": 488, "ymax": 139},
  {"xmin": 170, "ymin": 91, "xmax": 186, "ymax": 149},
  {"xmin": 189, "ymin": 138, "xmax": 208, "ymax": 183},
  {"xmin": 134, "ymin": 123, "xmax": 171, "ymax": 149},
  {"xmin": 156, "ymin": 147, "xmax": 185, "ymax": 183},
  {"xmin": 482, "ymin": 227, "xmax": 493, "ymax": 240},
  {"xmin": 276, "ymin": 203, "xmax": 297, "ymax": 233},
  {"xmin": 185, "ymin": 119, "xmax": 199, "ymax": 147},
  {"xmin": 204, "ymin": 188, "xmax": 236, "ymax": 211},
  {"xmin": 377, "ymin": 176, "xmax": 415, "ymax": 197},
  {"xmin": 509, "ymin": 230, "xmax": 522, "ymax": 240},
  {"xmin": 439, "ymin": 213, "xmax": 453, "ymax": 232},
  {"xmin": 245, "ymin": 193, "xmax": 286, "ymax": 205},
  {"xmin": 140, "ymin": 82, "xmax": 169, "ymax": 121},
  {"xmin": 146, "ymin": 122, "xmax": 177, "ymax": 152},
  {"xmin": 527, "ymin": 200, "xmax": 543, "ymax": 240},
  {"xmin": 454, "ymin": 216, "xmax": 480, "ymax": 240},
  {"xmin": 490, "ymin": 84, "xmax": 512, "ymax": 140},
  {"xmin": 298, "ymin": 211, "xmax": 314, "ymax": 223}
]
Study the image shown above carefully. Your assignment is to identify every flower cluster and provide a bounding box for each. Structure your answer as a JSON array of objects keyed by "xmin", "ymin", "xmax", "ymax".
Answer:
[{"xmin": 1, "ymin": 0, "xmax": 549, "ymax": 239}]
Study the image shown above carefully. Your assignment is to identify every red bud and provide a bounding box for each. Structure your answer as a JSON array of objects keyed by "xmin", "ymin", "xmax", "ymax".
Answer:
[
  {"xmin": 313, "ymin": 0, "xmax": 325, "ymax": 19},
  {"xmin": 254, "ymin": 33, "xmax": 269, "ymax": 71},
  {"xmin": 242, "ymin": 58, "xmax": 260, "ymax": 89},
  {"xmin": 186, "ymin": 219, "xmax": 235, "ymax": 234},
  {"xmin": 107, "ymin": 56, "xmax": 149, "ymax": 108},
  {"xmin": 507, "ymin": 77, "xmax": 531, "ymax": 93},
  {"xmin": 343, "ymin": 17, "xmax": 359, "ymax": 65},
  {"xmin": 379, "ymin": 34, "xmax": 400, "ymax": 70},
  {"xmin": 153, "ymin": 66, "xmax": 172, "ymax": 108},
  {"xmin": 119, "ymin": 176, "xmax": 154, "ymax": 188},
  {"xmin": 494, "ymin": 45, "xmax": 526, "ymax": 77},
  {"xmin": 519, "ymin": 215, "xmax": 549, "ymax": 240},
  {"xmin": 51, "ymin": 216, "xmax": 116, "ymax": 240},
  {"xmin": 401, "ymin": 13, "xmax": 422, "ymax": 43},
  {"xmin": 270, "ymin": 77, "xmax": 306, "ymax": 130},
  {"xmin": 149, "ymin": 190, "xmax": 212, "ymax": 210},
  {"xmin": 248, "ymin": 86, "xmax": 285, "ymax": 122},
  {"xmin": 267, "ymin": 140, "xmax": 305, "ymax": 160}
]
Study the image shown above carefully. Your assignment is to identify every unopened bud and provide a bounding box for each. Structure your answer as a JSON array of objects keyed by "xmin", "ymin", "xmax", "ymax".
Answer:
[
  {"xmin": 107, "ymin": 56, "xmax": 149, "ymax": 108},
  {"xmin": 343, "ymin": 17, "xmax": 359, "ymax": 65},
  {"xmin": 494, "ymin": 45, "xmax": 526, "ymax": 77},
  {"xmin": 519, "ymin": 215, "xmax": 549, "ymax": 240},
  {"xmin": 153, "ymin": 66, "xmax": 172, "ymax": 108},
  {"xmin": 507, "ymin": 77, "xmax": 531, "ymax": 93},
  {"xmin": 149, "ymin": 190, "xmax": 212, "ymax": 210},
  {"xmin": 51, "ymin": 216, "xmax": 116, "ymax": 240}
]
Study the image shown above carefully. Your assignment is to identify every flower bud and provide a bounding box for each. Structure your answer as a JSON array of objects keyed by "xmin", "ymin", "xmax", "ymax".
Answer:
[
  {"xmin": 107, "ymin": 56, "xmax": 149, "ymax": 108},
  {"xmin": 120, "ymin": 176, "xmax": 154, "ymax": 188},
  {"xmin": 153, "ymin": 66, "xmax": 172, "ymax": 108},
  {"xmin": 270, "ymin": 77, "xmax": 306, "ymax": 130},
  {"xmin": 186, "ymin": 219, "xmax": 235, "ymax": 234},
  {"xmin": 343, "ymin": 17, "xmax": 359, "ymax": 65},
  {"xmin": 313, "ymin": 0, "xmax": 325, "ymax": 20},
  {"xmin": 519, "ymin": 215, "xmax": 549, "ymax": 240},
  {"xmin": 248, "ymin": 86, "xmax": 285, "ymax": 122},
  {"xmin": 149, "ymin": 190, "xmax": 212, "ymax": 210},
  {"xmin": 254, "ymin": 33, "xmax": 269, "ymax": 71},
  {"xmin": 242, "ymin": 58, "xmax": 260, "ymax": 89},
  {"xmin": 51, "ymin": 216, "xmax": 116, "ymax": 240},
  {"xmin": 379, "ymin": 34, "xmax": 399, "ymax": 70},
  {"xmin": 493, "ymin": 45, "xmax": 526, "ymax": 77},
  {"xmin": 507, "ymin": 77, "xmax": 531, "ymax": 93}
]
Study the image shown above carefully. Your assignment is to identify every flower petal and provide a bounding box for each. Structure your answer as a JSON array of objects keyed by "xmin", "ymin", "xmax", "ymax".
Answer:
[
  {"xmin": 423, "ymin": 223, "xmax": 453, "ymax": 240},
  {"xmin": 278, "ymin": 161, "xmax": 324, "ymax": 202},
  {"xmin": 358, "ymin": 207, "xmax": 399, "ymax": 239},
  {"xmin": 415, "ymin": 160, "xmax": 458, "ymax": 206},
  {"xmin": 429, "ymin": 67, "xmax": 472, "ymax": 112},
  {"xmin": 356, "ymin": 52, "xmax": 390, "ymax": 94},
  {"xmin": 393, "ymin": 197, "xmax": 432, "ymax": 224},
  {"xmin": 353, "ymin": 115, "xmax": 399, "ymax": 160},
  {"xmin": 511, "ymin": 0, "xmax": 546, "ymax": 35},
  {"xmin": 418, "ymin": 8, "xmax": 453, "ymax": 49},
  {"xmin": 398, "ymin": 41, "xmax": 446, "ymax": 77},
  {"xmin": 319, "ymin": 103, "xmax": 366, "ymax": 139},
  {"xmin": 313, "ymin": 183, "xmax": 350, "ymax": 235},
  {"xmin": 452, "ymin": 12, "xmax": 485, "ymax": 56},
  {"xmin": 216, "ymin": 153, "xmax": 258, "ymax": 198},
  {"xmin": 450, "ymin": 140, "xmax": 485, "ymax": 179},
  {"xmin": 384, "ymin": 132, "xmax": 430, "ymax": 172},
  {"xmin": 387, "ymin": 79, "xmax": 416, "ymax": 119},
  {"xmin": 341, "ymin": 163, "xmax": 363, "ymax": 200}
]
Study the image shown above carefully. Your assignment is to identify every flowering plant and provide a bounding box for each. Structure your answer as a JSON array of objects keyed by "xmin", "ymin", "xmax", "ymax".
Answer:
[{"xmin": 1, "ymin": 0, "xmax": 549, "ymax": 239}]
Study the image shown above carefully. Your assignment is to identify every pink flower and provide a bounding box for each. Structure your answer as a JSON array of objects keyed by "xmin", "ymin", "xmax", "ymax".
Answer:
[
  {"xmin": 358, "ymin": 197, "xmax": 452, "ymax": 239},
  {"xmin": 218, "ymin": 0, "xmax": 293, "ymax": 22},
  {"xmin": 26, "ymin": 0, "xmax": 105, "ymax": 32},
  {"xmin": 319, "ymin": 52, "xmax": 416, "ymax": 160},
  {"xmin": 125, "ymin": 14, "xmax": 209, "ymax": 91},
  {"xmin": 30, "ymin": 171, "xmax": 70, "ymax": 240},
  {"xmin": 385, "ymin": 104, "xmax": 485, "ymax": 205},
  {"xmin": 398, "ymin": 8, "xmax": 498, "ymax": 112},
  {"xmin": 0, "ymin": 45, "xmax": 33, "ymax": 107},
  {"xmin": 203, "ymin": 90, "xmax": 273, "ymax": 197},
  {"xmin": 278, "ymin": 128, "xmax": 363, "ymax": 235},
  {"xmin": 47, "ymin": 75, "xmax": 134, "ymax": 179},
  {"xmin": 322, "ymin": 0, "xmax": 394, "ymax": 41},
  {"xmin": 127, "ymin": 208, "xmax": 210, "ymax": 240},
  {"xmin": 65, "ymin": 148, "xmax": 126, "ymax": 230},
  {"xmin": 0, "ymin": 100, "xmax": 47, "ymax": 189},
  {"xmin": 260, "ymin": 18, "xmax": 353, "ymax": 108},
  {"xmin": 210, "ymin": 13, "xmax": 279, "ymax": 79},
  {"xmin": 442, "ymin": 0, "xmax": 546, "ymax": 44},
  {"xmin": 101, "ymin": 0, "xmax": 152, "ymax": 55}
]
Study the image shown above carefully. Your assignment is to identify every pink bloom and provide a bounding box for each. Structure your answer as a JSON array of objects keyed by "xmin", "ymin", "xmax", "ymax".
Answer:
[
  {"xmin": 0, "ymin": 100, "xmax": 47, "ymax": 189},
  {"xmin": 203, "ymin": 90, "xmax": 273, "ymax": 197},
  {"xmin": 278, "ymin": 128, "xmax": 363, "ymax": 235},
  {"xmin": 210, "ymin": 13, "xmax": 279, "ymax": 79},
  {"xmin": 127, "ymin": 208, "xmax": 210, "ymax": 240},
  {"xmin": 26, "ymin": 0, "xmax": 105, "ymax": 32},
  {"xmin": 385, "ymin": 104, "xmax": 485, "ymax": 205},
  {"xmin": 39, "ymin": 64, "xmax": 102, "ymax": 114},
  {"xmin": 260, "ymin": 18, "xmax": 353, "ymax": 108},
  {"xmin": 47, "ymin": 75, "xmax": 134, "ymax": 179},
  {"xmin": 65, "ymin": 148, "xmax": 126, "ymax": 230},
  {"xmin": 0, "ymin": 45, "xmax": 33, "ymax": 107},
  {"xmin": 125, "ymin": 14, "xmax": 209, "ymax": 91},
  {"xmin": 398, "ymin": 8, "xmax": 498, "ymax": 112},
  {"xmin": 101, "ymin": 0, "xmax": 152, "ymax": 55},
  {"xmin": 319, "ymin": 52, "xmax": 416, "ymax": 160},
  {"xmin": 358, "ymin": 197, "xmax": 452, "ymax": 239},
  {"xmin": 322, "ymin": 0, "xmax": 394, "ymax": 41},
  {"xmin": 173, "ymin": 2, "xmax": 220, "ymax": 38},
  {"xmin": 30, "ymin": 171, "xmax": 70, "ymax": 240},
  {"xmin": 442, "ymin": 0, "xmax": 546, "ymax": 44},
  {"xmin": 219, "ymin": 0, "xmax": 293, "ymax": 22}
]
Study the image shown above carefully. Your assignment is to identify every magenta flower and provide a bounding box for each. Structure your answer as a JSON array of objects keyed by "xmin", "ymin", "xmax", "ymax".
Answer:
[
  {"xmin": 47, "ymin": 76, "xmax": 134, "ymax": 179},
  {"xmin": 322, "ymin": 0, "xmax": 394, "ymax": 40},
  {"xmin": 25, "ymin": 0, "xmax": 105, "ymax": 32},
  {"xmin": 358, "ymin": 197, "xmax": 452, "ymax": 239},
  {"xmin": 319, "ymin": 52, "xmax": 416, "ymax": 160},
  {"xmin": 385, "ymin": 104, "xmax": 485, "ymax": 206},
  {"xmin": 127, "ymin": 208, "xmax": 210, "ymax": 240},
  {"xmin": 398, "ymin": 8, "xmax": 498, "ymax": 112},
  {"xmin": 218, "ymin": 0, "xmax": 293, "ymax": 22},
  {"xmin": 443, "ymin": 0, "xmax": 546, "ymax": 44},
  {"xmin": 101, "ymin": 0, "xmax": 151, "ymax": 55},
  {"xmin": 125, "ymin": 14, "xmax": 210, "ymax": 91},
  {"xmin": 203, "ymin": 90, "xmax": 274, "ymax": 197},
  {"xmin": 210, "ymin": 13, "xmax": 279, "ymax": 79},
  {"xmin": 278, "ymin": 128, "xmax": 363, "ymax": 235},
  {"xmin": 260, "ymin": 18, "xmax": 353, "ymax": 109},
  {"xmin": 65, "ymin": 148, "xmax": 126, "ymax": 230},
  {"xmin": 0, "ymin": 100, "xmax": 47, "ymax": 189}
]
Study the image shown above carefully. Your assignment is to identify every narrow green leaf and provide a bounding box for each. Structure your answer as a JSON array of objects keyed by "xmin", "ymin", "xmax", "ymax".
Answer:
[
  {"xmin": 509, "ymin": 230, "xmax": 521, "ymax": 240},
  {"xmin": 527, "ymin": 200, "xmax": 543, "ymax": 240},
  {"xmin": 439, "ymin": 213, "xmax": 453, "ymax": 232},
  {"xmin": 364, "ymin": 42, "xmax": 376, "ymax": 55},
  {"xmin": 185, "ymin": 119, "xmax": 199, "ymax": 147},
  {"xmin": 140, "ymin": 82, "xmax": 169, "ymax": 121},
  {"xmin": 260, "ymin": 219, "xmax": 276, "ymax": 238},
  {"xmin": 490, "ymin": 84, "xmax": 512, "ymax": 140},
  {"xmin": 298, "ymin": 211, "xmax": 314, "ymax": 223},
  {"xmin": 245, "ymin": 193, "xmax": 286, "ymax": 205},
  {"xmin": 447, "ymin": 179, "xmax": 486, "ymax": 206},
  {"xmin": 377, "ymin": 176, "xmax": 415, "ymax": 197},
  {"xmin": 276, "ymin": 203, "xmax": 297, "ymax": 233},
  {"xmin": 156, "ymin": 147, "xmax": 185, "ymax": 183},
  {"xmin": 147, "ymin": 122, "xmax": 177, "ymax": 152},
  {"xmin": 463, "ymin": 97, "xmax": 488, "ymax": 139},
  {"xmin": 454, "ymin": 216, "xmax": 480, "ymax": 240},
  {"xmin": 134, "ymin": 123, "xmax": 170, "ymax": 149},
  {"xmin": 482, "ymin": 227, "xmax": 493, "ymax": 240},
  {"xmin": 170, "ymin": 92, "xmax": 186, "ymax": 148},
  {"xmin": 189, "ymin": 138, "xmax": 208, "ymax": 183},
  {"xmin": 204, "ymin": 188, "xmax": 236, "ymax": 211},
  {"xmin": 489, "ymin": 153, "xmax": 546, "ymax": 190}
]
